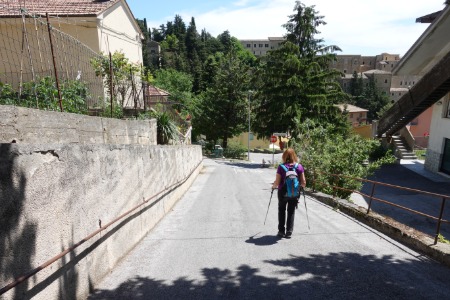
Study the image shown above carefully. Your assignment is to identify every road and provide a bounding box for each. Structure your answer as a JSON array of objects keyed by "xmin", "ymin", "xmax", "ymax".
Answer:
[{"xmin": 88, "ymin": 158, "xmax": 450, "ymax": 299}]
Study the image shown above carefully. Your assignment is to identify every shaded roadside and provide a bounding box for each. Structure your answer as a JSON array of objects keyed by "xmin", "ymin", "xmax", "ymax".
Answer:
[{"xmin": 353, "ymin": 160, "xmax": 450, "ymax": 239}]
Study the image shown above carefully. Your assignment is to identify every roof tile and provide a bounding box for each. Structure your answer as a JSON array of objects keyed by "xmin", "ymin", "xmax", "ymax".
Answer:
[{"xmin": 0, "ymin": 0, "xmax": 120, "ymax": 17}]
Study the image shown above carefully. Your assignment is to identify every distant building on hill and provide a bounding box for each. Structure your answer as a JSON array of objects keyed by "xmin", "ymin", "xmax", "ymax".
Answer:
[{"xmin": 239, "ymin": 37, "xmax": 285, "ymax": 56}]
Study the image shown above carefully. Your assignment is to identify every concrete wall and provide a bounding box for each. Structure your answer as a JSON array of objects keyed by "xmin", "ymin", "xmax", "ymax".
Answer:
[
  {"xmin": 0, "ymin": 143, "xmax": 202, "ymax": 300},
  {"xmin": 0, "ymin": 106, "xmax": 157, "ymax": 145}
]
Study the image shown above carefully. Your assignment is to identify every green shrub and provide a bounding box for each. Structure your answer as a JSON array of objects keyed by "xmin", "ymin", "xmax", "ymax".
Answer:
[
  {"xmin": 139, "ymin": 110, "xmax": 178, "ymax": 144},
  {"xmin": 0, "ymin": 77, "xmax": 89, "ymax": 114},
  {"xmin": 223, "ymin": 143, "xmax": 247, "ymax": 159},
  {"xmin": 292, "ymin": 119, "xmax": 395, "ymax": 199}
]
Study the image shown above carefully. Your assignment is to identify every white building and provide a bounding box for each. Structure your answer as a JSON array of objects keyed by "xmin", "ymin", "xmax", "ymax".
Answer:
[{"xmin": 391, "ymin": 4, "xmax": 450, "ymax": 175}]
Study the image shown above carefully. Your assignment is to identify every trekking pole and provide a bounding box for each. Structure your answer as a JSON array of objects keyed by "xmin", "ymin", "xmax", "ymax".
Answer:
[
  {"xmin": 264, "ymin": 188, "xmax": 276, "ymax": 225},
  {"xmin": 301, "ymin": 187, "xmax": 311, "ymax": 230}
]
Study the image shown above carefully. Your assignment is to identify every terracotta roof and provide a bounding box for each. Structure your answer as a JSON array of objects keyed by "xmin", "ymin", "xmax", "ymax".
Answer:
[
  {"xmin": 336, "ymin": 104, "xmax": 368, "ymax": 113},
  {"xmin": 147, "ymin": 86, "xmax": 170, "ymax": 97},
  {"xmin": 0, "ymin": 0, "xmax": 120, "ymax": 17}
]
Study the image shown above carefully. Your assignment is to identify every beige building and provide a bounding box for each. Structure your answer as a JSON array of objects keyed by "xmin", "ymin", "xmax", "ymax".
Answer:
[
  {"xmin": 239, "ymin": 37, "xmax": 285, "ymax": 56},
  {"xmin": 0, "ymin": 0, "xmax": 143, "ymax": 94},
  {"xmin": 331, "ymin": 53, "xmax": 401, "ymax": 102},
  {"xmin": 336, "ymin": 104, "xmax": 369, "ymax": 127}
]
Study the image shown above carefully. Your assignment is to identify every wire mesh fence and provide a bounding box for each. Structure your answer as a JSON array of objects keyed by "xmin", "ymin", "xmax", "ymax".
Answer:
[{"xmin": 0, "ymin": 1, "xmax": 105, "ymax": 112}]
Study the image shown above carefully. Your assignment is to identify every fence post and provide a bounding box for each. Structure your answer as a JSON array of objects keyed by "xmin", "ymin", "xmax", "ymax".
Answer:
[
  {"xmin": 332, "ymin": 173, "xmax": 337, "ymax": 198},
  {"xmin": 366, "ymin": 183, "xmax": 377, "ymax": 214},
  {"xmin": 109, "ymin": 52, "xmax": 113, "ymax": 118},
  {"xmin": 312, "ymin": 169, "xmax": 316, "ymax": 193},
  {"xmin": 434, "ymin": 197, "xmax": 447, "ymax": 245},
  {"xmin": 46, "ymin": 13, "xmax": 63, "ymax": 112}
]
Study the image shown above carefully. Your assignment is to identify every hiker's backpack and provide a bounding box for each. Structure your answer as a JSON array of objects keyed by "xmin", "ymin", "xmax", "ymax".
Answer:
[{"xmin": 280, "ymin": 163, "xmax": 300, "ymax": 198}]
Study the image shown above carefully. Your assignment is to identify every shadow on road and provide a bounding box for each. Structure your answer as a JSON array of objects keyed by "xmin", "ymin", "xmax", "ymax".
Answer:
[
  {"xmin": 88, "ymin": 252, "xmax": 450, "ymax": 299},
  {"xmin": 245, "ymin": 233, "xmax": 281, "ymax": 246},
  {"xmin": 213, "ymin": 160, "xmax": 269, "ymax": 170}
]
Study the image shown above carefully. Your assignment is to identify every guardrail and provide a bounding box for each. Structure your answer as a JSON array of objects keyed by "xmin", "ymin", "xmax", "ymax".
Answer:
[{"xmin": 311, "ymin": 170, "xmax": 449, "ymax": 245}]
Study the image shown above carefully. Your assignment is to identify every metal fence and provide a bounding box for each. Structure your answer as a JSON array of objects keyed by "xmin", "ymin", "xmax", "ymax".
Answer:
[
  {"xmin": 311, "ymin": 170, "xmax": 449, "ymax": 244},
  {"xmin": 0, "ymin": 3, "xmax": 104, "ymax": 111}
]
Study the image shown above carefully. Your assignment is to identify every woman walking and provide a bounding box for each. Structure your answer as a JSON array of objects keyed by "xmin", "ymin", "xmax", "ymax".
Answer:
[{"xmin": 272, "ymin": 148, "xmax": 306, "ymax": 238}]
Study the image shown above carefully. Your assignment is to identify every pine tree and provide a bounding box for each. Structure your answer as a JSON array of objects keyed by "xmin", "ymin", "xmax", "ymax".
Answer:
[
  {"xmin": 195, "ymin": 51, "xmax": 251, "ymax": 147},
  {"xmin": 252, "ymin": 1, "xmax": 348, "ymax": 139}
]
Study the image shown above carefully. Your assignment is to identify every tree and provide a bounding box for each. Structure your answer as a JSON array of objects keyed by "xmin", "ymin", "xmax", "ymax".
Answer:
[
  {"xmin": 194, "ymin": 51, "xmax": 252, "ymax": 148},
  {"xmin": 349, "ymin": 71, "xmax": 364, "ymax": 100},
  {"xmin": 153, "ymin": 68, "xmax": 197, "ymax": 119},
  {"xmin": 91, "ymin": 51, "xmax": 140, "ymax": 108},
  {"xmin": 291, "ymin": 119, "xmax": 395, "ymax": 199},
  {"xmin": 252, "ymin": 1, "xmax": 348, "ymax": 140},
  {"xmin": 185, "ymin": 17, "xmax": 203, "ymax": 93},
  {"xmin": 357, "ymin": 76, "xmax": 390, "ymax": 121}
]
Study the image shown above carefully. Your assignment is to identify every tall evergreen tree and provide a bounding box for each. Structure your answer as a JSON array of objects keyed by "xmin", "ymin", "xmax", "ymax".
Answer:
[
  {"xmin": 252, "ymin": 1, "xmax": 348, "ymax": 139},
  {"xmin": 185, "ymin": 17, "xmax": 203, "ymax": 93},
  {"xmin": 195, "ymin": 51, "xmax": 252, "ymax": 147},
  {"xmin": 349, "ymin": 70, "xmax": 364, "ymax": 102}
]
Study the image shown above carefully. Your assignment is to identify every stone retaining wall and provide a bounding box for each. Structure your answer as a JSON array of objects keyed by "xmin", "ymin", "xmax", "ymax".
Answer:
[
  {"xmin": 0, "ymin": 105, "xmax": 157, "ymax": 145},
  {"xmin": 0, "ymin": 106, "xmax": 202, "ymax": 300}
]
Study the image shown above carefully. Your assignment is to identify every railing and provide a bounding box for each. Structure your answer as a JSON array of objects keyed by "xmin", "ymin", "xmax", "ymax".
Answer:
[{"xmin": 311, "ymin": 170, "xmax": 449, "ymax": 245}]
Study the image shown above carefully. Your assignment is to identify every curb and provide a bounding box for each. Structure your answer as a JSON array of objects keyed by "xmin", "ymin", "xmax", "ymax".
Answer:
[{"xmin": 306, "ymin": 190, "xmax": 450, "ymax": 268}]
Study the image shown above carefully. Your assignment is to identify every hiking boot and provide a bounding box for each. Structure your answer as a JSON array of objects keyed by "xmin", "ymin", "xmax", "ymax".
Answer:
[
  {"xmin": 285, "ymin": 232, "xmax": 292, "ymax": 238},
  {"xmin": 277, "ymin": 231, "xmax": 285, "ymax": 238}
]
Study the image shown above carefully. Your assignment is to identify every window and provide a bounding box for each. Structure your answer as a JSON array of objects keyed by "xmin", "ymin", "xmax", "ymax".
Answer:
[
  {"xmin": 384, "ymin": 79, "xmax": 388, "ymax": 83},
  {"xmin": 362, "ymin": 61, "xmax": 365, "ymax": 65},
  {"xmin": 441, "ymin": 138, "xmax": 450, "ymax": 175},
  {"xmin": 254, "ymin": 44, "xmax": 257, "ymax": 47},
  {"xmin": 350, "ymin": 113, "xmax": 353, "ymax": 118},
  {"xmin": 265, "ymin": 44, "xmax": 269, "ymax": 47},
  {"xmin": 343, "ymin": 69, "xmax": 347, "ymax": 74},
  {"xmin": 400, "ymin": 81, "xmax": 403, "ymax": 85},
  {"xmin": 259, "ymin": 44, "xmax": 263, "ymax": 47},
  {"xmin": 246, "ymin": 44, "xmax": 251, "ymax": 48}
]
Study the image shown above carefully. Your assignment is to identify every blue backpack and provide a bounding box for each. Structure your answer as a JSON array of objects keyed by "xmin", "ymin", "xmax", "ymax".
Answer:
[{"xmin": 280, "ymin": 163, "xmax": 300, "ymax": 199}]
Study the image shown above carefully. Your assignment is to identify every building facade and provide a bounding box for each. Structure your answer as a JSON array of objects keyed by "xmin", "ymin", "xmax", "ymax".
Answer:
[{"xmin": 239, "ymin": 37, "xmax": 285, "ymax": 56}]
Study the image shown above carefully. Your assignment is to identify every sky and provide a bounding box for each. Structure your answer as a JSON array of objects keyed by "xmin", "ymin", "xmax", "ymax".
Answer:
[{"xmin": 127, "ymin": 0, "xmax": 447, "ymax": 56}]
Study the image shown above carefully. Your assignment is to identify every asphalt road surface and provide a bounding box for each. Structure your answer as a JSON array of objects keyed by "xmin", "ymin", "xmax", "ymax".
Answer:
[{"xmin": 89, "ymin": 158, "xmax": 450, "ymax": 299}]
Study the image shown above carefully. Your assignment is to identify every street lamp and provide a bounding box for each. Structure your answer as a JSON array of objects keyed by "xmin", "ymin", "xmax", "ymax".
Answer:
[{"xmin": 248, "ymin": 91, "xmax": 253, "ymax": 161}]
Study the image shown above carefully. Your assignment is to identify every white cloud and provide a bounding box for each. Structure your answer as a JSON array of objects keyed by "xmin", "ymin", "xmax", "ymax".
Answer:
[{"xmin": 147, "ymin": 0, "xmax": 446, "ymax": 56}]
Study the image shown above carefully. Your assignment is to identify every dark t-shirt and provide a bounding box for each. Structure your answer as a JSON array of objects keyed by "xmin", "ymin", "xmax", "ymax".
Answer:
[{"xmin": 276, "ymin": 163, "xmax": 304, "ymax": 190}]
